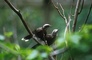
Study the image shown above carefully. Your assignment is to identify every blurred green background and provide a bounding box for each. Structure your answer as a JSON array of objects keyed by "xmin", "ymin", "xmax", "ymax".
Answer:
[
  {"xmin": 1, "ymin": 0, "xmax": 92, "ymax": 46},
  {"xmin": 0, "ymin": 0, "xmax": 92, "ymax": 47},
  {"xmin": 0, "ymin": 0, "xmax": 92, "ymax": 60}
]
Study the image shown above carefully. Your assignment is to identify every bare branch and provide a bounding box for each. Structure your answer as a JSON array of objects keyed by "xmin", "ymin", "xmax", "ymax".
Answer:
[
  {"xmin": 79, "ymin": 3, "xmax": 92, "ymax": 32},
  {"xmin": 84, "ymin": 3, "xmax": 92, "ymax": 24},
  {"xmin": 51, "ymin": 0, "xmax": 67, "ymax": 23},
  {"xmin": 64, "ymin": 15, "xmax": 71, "ymax": 47},
  {"xmin": 78, "ymin": 0, "xmax": 84, "ymax": 14},
  {"xmin": 4, "ymin": 0, "xmax": 43, "ymax": 45},
  {"xmin": 72, "ymin": 0, "xmax": 81, "ymax": 32},
  {"xmin": 59, "ymin": 3, "xmax": 67, "ymax": 23},
  {"xmin": 59, "ymin": 4, "xmax": 64, "ymax": 15}
]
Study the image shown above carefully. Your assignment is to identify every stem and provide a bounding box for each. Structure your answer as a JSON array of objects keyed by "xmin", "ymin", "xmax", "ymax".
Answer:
[{"xmin": 72, "ymin": 0, "xmax": 81, "ymax": 32}]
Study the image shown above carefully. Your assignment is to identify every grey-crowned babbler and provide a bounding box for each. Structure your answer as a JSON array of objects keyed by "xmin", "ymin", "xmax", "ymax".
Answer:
[
  {"xmin": 32, "ymin": 29, "xmax": 58, "ymax": 48},
  {"xmin": 46, "ymin": 29, "xmax": 58, "ymax": 45},
  {"xmin": 22, "ymin": 24, "xmax": 51, "ymax": 44}
]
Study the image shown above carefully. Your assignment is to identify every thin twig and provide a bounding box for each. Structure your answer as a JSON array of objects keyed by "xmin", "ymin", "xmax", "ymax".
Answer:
[
  {"xmin": 51, "ymin": 0, "xmax": 67, "ymax": 23},
  {"xmin": 59, "ymin": 3, "xmax": 67, "ymax": 23},
  {"xmin": 78, "ymin": 0, "xmax": 84, "ymax": 14},
  {"xmin": 72, "ymin": 0, "xmax": 81, "ymax": 32},
  {"xmin": 64, "ymin": 15, "xmax": 71, "ymax": 47},
  {"xmin": 84, "ymin": 3, "xmax": 92, "ymax": 24},
  {"xmin": 79, "ymin": 3, "xmax": 92, "ymax": 32},
  {"xmin": 4, "ymin": 0, "xmax": 42, "ymax": 45}
]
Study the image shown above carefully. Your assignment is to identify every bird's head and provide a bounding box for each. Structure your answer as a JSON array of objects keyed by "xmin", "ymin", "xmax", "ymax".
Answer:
[
  {"xmin": 52, "ymin": 29, "xmax": 58, "ymax": 36},
  {"xmin": 42, "ymin": 24, "xmax": 51, "ymax": 30}
]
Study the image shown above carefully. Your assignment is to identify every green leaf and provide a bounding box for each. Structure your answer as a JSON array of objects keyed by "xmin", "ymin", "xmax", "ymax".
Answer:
[
  {"xmin": 56, "ymin": 37, "xmax": 66, "ymax": 48},
  {"xmin": 0, "ymin": 42, "xmax": 19, "ymax": 55},
  {"xmin": 14, "ymin": 44, "xmax": 20, "ymax": 51},
  {"xmin": 27, "ymin": 50, "xmax": 39, "ymax": 60},
  {"xmin": 40, "ymin": 52, "xmax": 48, "ymax": 58},
  {"xmin": 4, "ymin": 32, "xmax": 13, "ymax": 38},
  {"xmin": 36, "ymin": 45, "xmax": 52, "ymax": 53},
  {"xmin": 0, "ymin": 35, "xmax": 5, "ymax": 40}
]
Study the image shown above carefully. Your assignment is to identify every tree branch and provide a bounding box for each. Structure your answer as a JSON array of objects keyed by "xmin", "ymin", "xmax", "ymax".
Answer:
[
  {"xmin": 72, "ymin": 0, "xmax": 81, "ymax": 32},
  {"xmin": 64, "ymin": 15, "xmax": 71, "ymax": 47},
  {"xmin": 84, "ymin": 3, "xmax": 92, "ymax": 24},
  {"xmin": 4, "ymin": 0, "xmax": 43, "ymax": 45},
  {"xmin": 79, "ymin": 3, "xmax": 92, "ymax": 32},
  {"xmin": 59, "ymin": 3, "xmax": 67, "ymax": 23},
  {"xmin": 78, "ymin": 0, "xmax": 84, "ymax": 14},
  {"xmin": 51, "ymin": 0, "xmax": 67, "ymax": 23}
]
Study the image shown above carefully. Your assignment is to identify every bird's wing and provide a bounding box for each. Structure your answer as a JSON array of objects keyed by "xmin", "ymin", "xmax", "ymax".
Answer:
[{"xmin": 35, "ymin": 27, "xmax": 42, "ymax": 32}]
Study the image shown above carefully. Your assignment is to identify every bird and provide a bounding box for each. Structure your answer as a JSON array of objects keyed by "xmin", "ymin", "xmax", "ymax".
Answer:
[
  {"xmin": 22, "ymin": 24, "xmax": 51, "ymax": 44},
  {"xmin": 31, "ymin": 29, "xmax": 58, "ymax": 48},
  {"xmin": 46, "ymin": 29, "xmax": 58, "ymax": 45}
]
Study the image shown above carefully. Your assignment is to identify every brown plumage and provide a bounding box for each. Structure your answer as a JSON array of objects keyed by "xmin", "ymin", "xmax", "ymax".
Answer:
[
  {"xmin": 22, "ymin": 24, "xmax": 51, "ymax": 44},
  {"xmin": 32, "ymin": 29, "xmax": 58, "ymax": 48},
  {"xmin": 46, "ymin": 29, "xmax": 58, "ymax": 45}
]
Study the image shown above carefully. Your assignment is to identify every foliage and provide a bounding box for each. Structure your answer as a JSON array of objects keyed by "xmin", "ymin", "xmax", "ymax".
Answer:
[
  {"xmin": 0, "ymin": 25, "xmax": 92, "ymax": 60},
  {"xmin": 60, "ymin": 25, "xmax": 92, "ymax": 60}
]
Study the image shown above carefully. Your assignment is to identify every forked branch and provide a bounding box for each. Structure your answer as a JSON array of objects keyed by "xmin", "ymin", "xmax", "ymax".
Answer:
[
  {"xmin": 59, "ymin": 3, "xmax": 67, "ymax": 24},
  {"xmin": 51, "ymin": 0, "xmax": 67, "ymax": 23}
]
